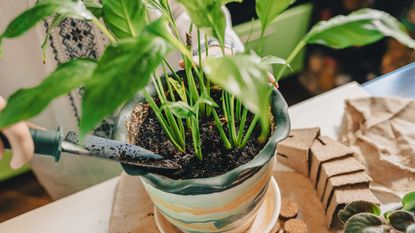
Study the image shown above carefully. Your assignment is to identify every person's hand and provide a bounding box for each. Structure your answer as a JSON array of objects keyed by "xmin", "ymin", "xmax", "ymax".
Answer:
[
  {"xmin": 0, "ymin": 96, "xmax": 34, "ymax": 169},
  {"xmin": 178, "ymin": 46, "xmax": 279, "ymax": 88}
]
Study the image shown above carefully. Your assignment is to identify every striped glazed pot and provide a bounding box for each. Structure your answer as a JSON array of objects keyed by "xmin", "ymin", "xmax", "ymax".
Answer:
[{"xmin": 115, "ymin": 88, "xmax": 290, "ymax": 233}]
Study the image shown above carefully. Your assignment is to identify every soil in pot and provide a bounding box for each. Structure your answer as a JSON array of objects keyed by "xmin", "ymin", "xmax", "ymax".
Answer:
[{"xmin": 127, "ymin": 93, "xmax": 269, "ymax": 179}]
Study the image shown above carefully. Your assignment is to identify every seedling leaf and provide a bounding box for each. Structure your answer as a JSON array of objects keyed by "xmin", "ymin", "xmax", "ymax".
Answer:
[
  {"xmin": 344, "ymin": 213, "xmax": 385, "ymax": 233},
  {"xmin": 389, "ymin": 210, "xmax": 415, "ymax": 231},
  {"xmin": 339, "ymin": 201, "xmax": 382, "ymax": 224},
  {"xmin": 403, "ymin": 192, "xmax": 415, "ymax": 212}
]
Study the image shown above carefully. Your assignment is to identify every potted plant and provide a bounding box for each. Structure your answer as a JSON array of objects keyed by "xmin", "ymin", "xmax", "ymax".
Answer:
[{"xmin": 0, "ymin": 0, "xmax": 414, "ymax": 232}]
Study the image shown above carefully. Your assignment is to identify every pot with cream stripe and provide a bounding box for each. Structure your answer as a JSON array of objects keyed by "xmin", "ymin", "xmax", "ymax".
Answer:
[{"xmin": 115, "ymin": 88, "xmax": 290, "ymax": 233}]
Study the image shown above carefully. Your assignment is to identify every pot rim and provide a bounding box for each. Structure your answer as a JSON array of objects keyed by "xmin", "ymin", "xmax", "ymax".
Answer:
[{"xmin": 114, "ymin": 88, "xmax": 290, "ymax": 195}]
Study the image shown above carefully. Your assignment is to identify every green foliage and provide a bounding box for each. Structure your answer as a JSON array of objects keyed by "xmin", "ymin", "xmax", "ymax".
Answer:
[
  {"xmin": 204, "ymin": 53, "xmax": 274, "ymax": 138},
  {"xmin": 255, "ymin": 0, "xmax": 295, "ymax": 37},
  {"xmin": 79, "ymin": 36, "xmax": 169, "ymax": 135},
  {"xmin": 344, "ymin": 213, "xmax": 385, "ymax": 233},
  {"xmin": 276, "ymin": 8, "xmax": 415, "ymax": 81},
  {"xmin": 84, "ymin": 0, "xmax": 103, "ymax": 18},
  {"xmin": 403, "ymin": 192, "xmax": 415, "ymax": 211},
  {"xmin": 341, "ymin": 191, "xmax": 415, "ymax": 233},
  {"xmin": 305, "ymin": 8, "xmax": 415, "ymax": 49},
  {"xmin": 1, "ymin": 0, "xmax": 415, "ymax": 162},
  {"xmin": 0, "ymin": 59, "xmax": 96, "ymax": 128},
  {"xmin": 102, "ymin": 0, "xmax": 146, "ymax": 38},
  {"xmin": 161, "ymin": 101, "xmax": 196, "ymax": 119},
  {"xmin": 176, "ymin": 0, "xmax": 242, "ymax": 48},
  {"xmin": 339, "ymin": 201, "xmax": 381, "ymax": 224},
  {"xmin": 0, "ymin": 0, "xmax": 93, "ymax": 56},
  {"xmin": 389, "ymin": 210, "xmax": 415, "ymax": 231}
]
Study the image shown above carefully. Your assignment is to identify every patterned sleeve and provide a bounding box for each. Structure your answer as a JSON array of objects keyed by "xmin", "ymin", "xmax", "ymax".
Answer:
[{"xmin": 44, "ymin": 17, "xmax": 113, "ymax": 138}]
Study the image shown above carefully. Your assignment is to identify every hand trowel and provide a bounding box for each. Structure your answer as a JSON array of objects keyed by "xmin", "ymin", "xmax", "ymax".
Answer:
[{"xmin": 0, "ymin": 127, "xmax": 180, "ymax": 173}]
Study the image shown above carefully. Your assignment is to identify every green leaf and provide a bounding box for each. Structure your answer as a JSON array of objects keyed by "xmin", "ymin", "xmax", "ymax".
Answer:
[
  {"xmin": 204, "ymin": 53, "xmax": 272, "ymax": 135},
  {"xmin": 168, "ymin": 78, "xmax": 187, "ymax": 102},
  {"xmin": 407, "ymin": 224, "xmax": 415, "ymax": 233},
  {"xmin": 0, "ymin": 59, "xmax": 96, "ymax": 129},
  {"xmin": 195, "ymin": 94, "xmax": 219, "ymax": 108},
  {"xmin": 305, "ymin": 8, "xmax": 415, "ymax": 49},
  {"xmin": 1, "ymin": 0, "xmax": 92, "ymax": 39},
  {"xmin": 344, "ymin": 213, "xmax": 385, "ymax": 233},
  {"xmin": 260, "ymin": 55, "xmax": 293, "ymax": 72},
  {"xmin": 0, "ymin": 0, "xmax": 93, "ymax": 56},
  {"xmin": 389, "ymin": 210, "xmax": 415, "ymax": 231},
  {"xmin": 84, "ymin": 0, "xmax": 103, "ymax": 18},
  {"xmin": 79, "ymin": 36, "xmax": 169, "ymax": 135},
  {"xmin": 403, "ymin": 192, "xmax": 415, "ymax": 211},
  {"xmin": 102, "ymin": 0, "xmax": 146, "ymax": 38},
  {"xmin": 176, "ymin": 0, "xmax": 242, "ymax": 47},
  {"xmin": 256, "ymin": 0, "xmax": 295, "ymax": 36},
  {"xmin": 339, "ymin": 201, "xmax": 382, "ymax": 224},
  {"xmin": 144, "ymin": 17, "xmax": 193, "ymax": 61},
  {"xmin": 161, "ymin": 101, "xmax": 195, "ymax": 119}
]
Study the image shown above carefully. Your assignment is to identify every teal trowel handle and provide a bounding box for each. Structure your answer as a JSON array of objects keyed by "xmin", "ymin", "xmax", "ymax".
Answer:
[{"xmin": 0, "ymin": 127, "xmax": 63, "ymax": 162}]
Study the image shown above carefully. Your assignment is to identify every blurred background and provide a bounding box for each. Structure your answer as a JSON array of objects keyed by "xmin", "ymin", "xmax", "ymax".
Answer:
[
  {"xmin": 228, "ymin": 0, "xmax": 415, "ymax": 104},
  {"xmin": 1, "ymin": 0, "xmax": 415, "ymax": 222}
]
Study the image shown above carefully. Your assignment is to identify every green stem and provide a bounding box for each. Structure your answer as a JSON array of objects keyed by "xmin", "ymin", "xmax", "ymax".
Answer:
[
  {"xmin": 240, "ymin": 114, "xmax": 259, "ymax": 148},
  {"xmin": 144, "ymin": 91, "xmax": 185, "ymax": 152},
  {"xmin": 212, "ymin": 109, "xmax": 232, "ymax": 149},
  {"xmin": 229, "ymin": 95, "xmax": 237, "ymax": 145},
  {"xmin": 236, "ymin": 107, "xmax": 248, "ymax": 145},
  {"xmin": 275, "ymin": 39, "xmax": 306, "ymax": 81},
  {"xmin": 92, "ymin": 18, "xmax": 116, "ymax": 44}
]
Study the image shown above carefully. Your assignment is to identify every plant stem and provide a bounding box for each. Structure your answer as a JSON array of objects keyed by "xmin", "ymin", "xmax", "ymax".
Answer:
[
  {"xmin": 229, "ymin": 94, "xmax": 238, "ymax": 145},
  {"xmin": 240, "ymin": 114, "xmax": 259, "ymax": 148},
  {"xmin": 275, "ymin": 39, "xmax": 306, "ymax": 81},
  {"xmin": 212, "ymin": 109, "xmax": 232, "ymax": 149},
  {"xmin": 236, "ymin": 107, "xmax": 248, "ymax": 145},
  {"xmin": 144, "ymin": 91, "xmax": 185, "ymax": 152},
  {"xmin": 92, "ymin": 17, "xmax": 116, "ymax": 44}
]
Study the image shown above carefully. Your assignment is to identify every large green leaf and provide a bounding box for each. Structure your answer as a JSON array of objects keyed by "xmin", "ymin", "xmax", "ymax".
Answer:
[
  {"xmin": 144, "ymin": 17, "xmax": 193, "ymax": 61},
  {"xmin": 0, "ymin": 59, "xmax": 96, "ymax": 129},
  {"xmin": 403, "ymin": 192, "xmax": 415, "ymax": 211},
  {"xmin": 256, "ymin": 0, "xmax": 295, "ymax": 36},
  {"xmin": 339, "ymin": 201, "xmax": 382, "ymax": 224},
  {"xmin": 176, "ymin": 0, "xmax": 242, "ymax": 47},
  {"xmin": 102, "ymin": 0, "xmax": 146, "ymax": 38},
  {"xmin": 305, "ymin": 8, "xmax": 415, "ymax": 49},
  {"xmin": 79, "ymin": 36, "xmax": 169, "ymax": 135},
  {"xmin": 0, "ymin": 0, "xmax": 93, "ymax": 56},
  {"xmin": 84, "ymin": 0, "xmax": 103, "ymax": 18},
  {"xmin": 344, "ymin": 213, "xmax": 385, "ymax": 233},
  {"xmin": 389, "ymin": 210, "xmax": 415, "ymax": 231},
  {"xmin": 161, "ymin": 101, "xmax": 195, "ymax": 119},
  {"xmin": 1, "ymin": 0, "xmax": 92, "ymax": 39},
  {"xmin": 204, "ymin": 54, "xmax": 272, "ymax": 134}
]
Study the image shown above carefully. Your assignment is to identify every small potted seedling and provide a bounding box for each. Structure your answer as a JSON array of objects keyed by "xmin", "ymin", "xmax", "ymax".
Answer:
[
  {"xmin": 0, "ymin": 0, "xmax": 414, "ymax": 232},
  {"xmin": 338, "ymin": 191, "xmax": 415, "ymax": 233}
]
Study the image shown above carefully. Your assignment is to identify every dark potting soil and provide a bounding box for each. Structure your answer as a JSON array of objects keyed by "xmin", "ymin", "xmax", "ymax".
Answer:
[{"xmin": 132, "ymin": 104, "xmax": 267, "ymax": 179}]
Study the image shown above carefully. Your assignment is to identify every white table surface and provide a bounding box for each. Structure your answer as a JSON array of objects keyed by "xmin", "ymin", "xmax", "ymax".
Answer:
[{"xmin": 0, "ymin": 82, "xmax": 369, "ymax": 233}]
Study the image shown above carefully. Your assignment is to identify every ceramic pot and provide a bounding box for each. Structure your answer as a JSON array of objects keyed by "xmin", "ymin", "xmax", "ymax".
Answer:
[{"xmin": 115, "ymin": 88, "xmax": 290, "ymax": 233}]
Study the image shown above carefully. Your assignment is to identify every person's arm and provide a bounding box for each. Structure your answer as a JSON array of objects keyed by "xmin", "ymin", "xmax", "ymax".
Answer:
[{"xmin": 0, "ymin": 96, "xmax": 34, "ymax": 169}]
